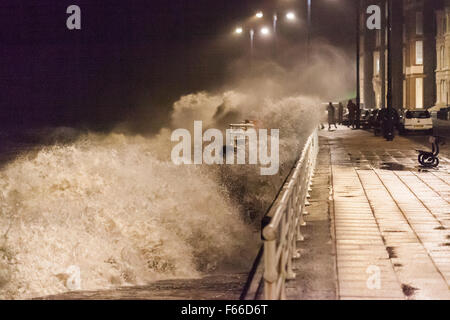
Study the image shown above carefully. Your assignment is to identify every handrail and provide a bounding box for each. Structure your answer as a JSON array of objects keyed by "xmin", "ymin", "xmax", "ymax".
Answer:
[
  {"xmin": 240, "ymin": 130, "xmax": 313, "ymax": 300},
  {"xmin": 261, "ymin": 129, "xmax": 319, "ymax": 300}
]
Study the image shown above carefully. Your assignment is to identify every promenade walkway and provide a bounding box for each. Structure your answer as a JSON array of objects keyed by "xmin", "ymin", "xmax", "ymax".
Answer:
[{"xmin": 289, "ymin": 127, "xmax": 450, "ymax": 300}]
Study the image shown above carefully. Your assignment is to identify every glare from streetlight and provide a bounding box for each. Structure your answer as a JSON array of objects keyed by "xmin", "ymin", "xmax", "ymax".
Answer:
[
  {"xmin": 235, "ymin": 27, "xmax": 243, "ymax": 34},
  {"xmin": 256, "ymin": 11, "xmax": 264, "ymax": 19},
  {"xmin": 260, "ymin": 27, "xmax": 270, "ymax": 36},
  {"xmin": 286, "ymin": 12, "xmax": 296, "ymax": 21}
]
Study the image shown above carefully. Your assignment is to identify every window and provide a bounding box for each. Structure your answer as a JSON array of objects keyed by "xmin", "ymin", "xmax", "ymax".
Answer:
[
  {"xmin": 405, "ymin": 111, "xmax": 430, "ymax": 119},
  {"xmin": 416, "ymin": 12, "xmax": 423, "ymax": 35},
  {"xmin": 403, "ymin": 48, "xmax": 406, "ymax": 73},
  {"xmin": 441, "ymin": 46, "xmax": 445, "ymax": 69},
  {"xmin": 374, "ymin": 52, "xmax": 380, "ymax": 75},
  {"xmin": 416, "ymin": 41, "xmax": 423, "ymax": 65},
  {"xmin": 416, "ymin": 78, "xmax": 423, "ymax": 109},
  {"xmin": 441, "ymin": 80, "xmax": 446, "ymax": 102},
  {"xmin": 403, "ymin": 80, "xmax": 406, "ymax": 107},
  {"xmin": 447, "ymin": 81, "xmax": 450, "ymax": 104}
]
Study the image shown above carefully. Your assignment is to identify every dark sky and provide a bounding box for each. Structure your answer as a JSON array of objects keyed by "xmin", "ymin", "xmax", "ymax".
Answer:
[{"xmin": 0, "ymin": 0, "xmax": 355, "ymax": 132}]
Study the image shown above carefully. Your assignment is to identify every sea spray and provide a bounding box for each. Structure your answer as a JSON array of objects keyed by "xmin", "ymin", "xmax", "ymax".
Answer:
[{"xmin": 0, "ymin": 91, "xmax": 319, "ymax": 299}]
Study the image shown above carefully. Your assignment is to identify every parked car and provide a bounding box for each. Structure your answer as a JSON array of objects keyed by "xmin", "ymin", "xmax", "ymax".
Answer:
[
  {"xmin": 369, "ymin": 109, "xmax": 384, "ymax": 135},
  {"xmin": 369, "ymin": 109, "xmax": 380, "ymax": 128},
  {"xmin": 437, "ymin": 107, "xmax": 450, "ymax": 120},
  {"xmin": 399, "ymin": 109, "xmax": 433, "ymax": 135},
  {"xmin": 341, "ymin": 109, "xmax": 370, "ymax": 127},
  {"xmin": 360, "ymin": 109, "xmax": 372, "ymax": 129},
  {"xmin": 341, "ymin": 112, "xmax": 350, "ymax": 126}
]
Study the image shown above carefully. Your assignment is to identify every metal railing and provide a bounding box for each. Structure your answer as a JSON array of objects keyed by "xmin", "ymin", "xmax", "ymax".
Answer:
[{"xmin": 260, "ymin": 129, "xmax": 319, "ymax": 300}]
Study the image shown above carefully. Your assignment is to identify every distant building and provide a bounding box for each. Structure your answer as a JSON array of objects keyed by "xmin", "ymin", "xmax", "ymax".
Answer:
[{"xmin": 360, "ymin": 0, "xmax": 442, "ymax": 110}]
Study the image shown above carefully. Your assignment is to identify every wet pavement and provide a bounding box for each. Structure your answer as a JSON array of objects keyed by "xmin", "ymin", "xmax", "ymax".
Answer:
[{"xmin": 322, "ymin": 127, "xmax": 450, "ymax": 300}]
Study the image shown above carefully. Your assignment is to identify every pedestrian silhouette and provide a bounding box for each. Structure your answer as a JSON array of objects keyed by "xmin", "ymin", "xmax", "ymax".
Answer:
[
  {"xmin": 327, "ymin": 102, "xmax": 337, "ymax": 131},
  {"xmin": 347, "ymin": 100, "xmax": 357, "ymax": 129}
]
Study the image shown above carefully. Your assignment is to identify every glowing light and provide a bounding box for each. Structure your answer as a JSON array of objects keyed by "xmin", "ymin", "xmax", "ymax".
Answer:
[
  {"xmin": 256, "ymin": 11, "xmax": 264, "ymax": 19},
  {"xmin": 286, "ymin": 12, "xmax": 296, "ymax": 21},
  {"xmin": 260, "ymin": 27, "xmax": 270, "ymax": 35},
  {"xmin": 235, "ymin": 27, "xmax": 243, "ymax": 34}
]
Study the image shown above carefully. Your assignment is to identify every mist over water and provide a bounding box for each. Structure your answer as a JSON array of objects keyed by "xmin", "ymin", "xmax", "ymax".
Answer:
[{"xmin": 0, "ymin": 42, "xmax": 354, "ymax": 299}]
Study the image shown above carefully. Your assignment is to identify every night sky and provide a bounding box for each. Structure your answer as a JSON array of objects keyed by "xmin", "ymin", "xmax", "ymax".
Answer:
[{"xmin": 0, "ymin": 0, "xmax": 355, "ymax": 133}]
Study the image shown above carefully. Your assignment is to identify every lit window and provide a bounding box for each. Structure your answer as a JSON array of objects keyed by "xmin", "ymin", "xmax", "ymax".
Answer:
[
  {"xmin": 374, "ymin": 52, "xmax": 380, "ymax": 75},
  {"xmin": 441, "ymin": 80, "xmax": 446, "ymax": 103},
  {"xmin": 416, "ymin": 78, "xmax": 423, "ymax": 109},
  {"xmin": 416, "ymin": 41, "xmax": 423, "ymax": 65}
]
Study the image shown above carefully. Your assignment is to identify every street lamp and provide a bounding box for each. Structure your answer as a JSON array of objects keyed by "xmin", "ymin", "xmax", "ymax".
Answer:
[
  {"xmin": 233, "ymin": 8, "xmax": 297, "ymax": 64},
  {"xmin": 286, "ymin": 12, "xmax": 296, "ymax": 21},
  {"xmin": 260, "ymin": 27, "xmax": 270, "ymax": 36}
]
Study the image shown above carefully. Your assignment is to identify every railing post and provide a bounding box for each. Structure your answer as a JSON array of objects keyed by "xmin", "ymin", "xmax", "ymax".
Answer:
[
  {"xmin": 299, "ymin": 164, "xmax": 307, "ymax": 228},
  {"xmin": 263, "ymin": 240, "xmax": 278, "ymax": 300},
  {"xmin": 293, "ymin": 180, "xmax": 304, "ymax": 247},
  {"xmin": 287, "ymin": 198, "xmax": 297, "ymax": 279},
  {"xmin": 280, "ymin": 281, "xmax": 287, "ymax": 300}
]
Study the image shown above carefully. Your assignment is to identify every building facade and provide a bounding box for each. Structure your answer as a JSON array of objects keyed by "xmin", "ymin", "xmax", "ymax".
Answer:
[
  {"xmin": 403, "ymin": 0, "xmax": 438, "ymax": 109},
  {"xmin": 360, "ymin": 0, "xmax": 441, "ymax": 110}
]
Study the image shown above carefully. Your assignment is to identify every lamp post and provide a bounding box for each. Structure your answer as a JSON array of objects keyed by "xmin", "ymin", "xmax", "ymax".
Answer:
[
  {"xmin": 273, "ymin": 13, "xmax": 278, "ymax": 58},
  {"xmin": 387, "ymin": 0, "xmax": 393, "ymax": 112},
  {"xmin": 250, "ymin": 28, "xmax": 255, "ymax": 69},
  {"xmin": 307, "ymin": 0, "xmax": 312, "ymax": 62},
  {"xmin": 380, "ymin": 0, "xmax": 395, "ymax": 141},
  {"xmin": 356, "ymin": 0, "xmax": 361, "ymax": 129}
]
